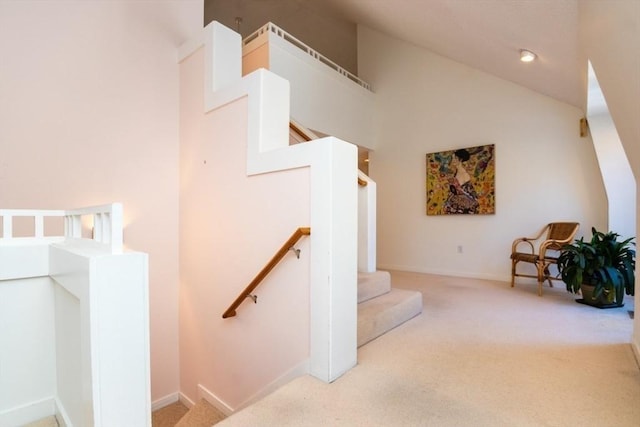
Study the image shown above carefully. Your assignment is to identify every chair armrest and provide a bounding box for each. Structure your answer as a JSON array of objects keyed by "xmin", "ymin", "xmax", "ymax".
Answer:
[
  {"xmin": 539, "ymin": 234, "xmax": 575, "ymax": 256},
  {"xmin": 511, "ymin": 224, "xmax": 550, "ymax": 254},
  {"xmin": 511, "ymin": 238, "xmax": 536, "ymax": 255}
]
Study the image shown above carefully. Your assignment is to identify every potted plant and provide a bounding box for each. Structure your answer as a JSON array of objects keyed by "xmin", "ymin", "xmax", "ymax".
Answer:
[{"xmin": 557, "ymin": 227, "xmax": 635, "ymax": 308}]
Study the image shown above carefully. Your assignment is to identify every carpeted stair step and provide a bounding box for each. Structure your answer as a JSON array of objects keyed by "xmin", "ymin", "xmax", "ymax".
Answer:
[
  {"xmin": 357, "ymin": 288, "xmax": 423, "ymax": 347},
  {"xmin": 175, "ymin": 398, "xmax": 227, "ymax": 427},
  {"xmin": 23, "ymin": 416, "xmax": 59, "ymax": 427},
  {"xmin": 358, "ymin": 270, "xmax": 392, "ymax": 303}
]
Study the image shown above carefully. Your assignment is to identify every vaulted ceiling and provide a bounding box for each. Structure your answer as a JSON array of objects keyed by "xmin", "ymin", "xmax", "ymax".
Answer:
[
  {"xmin": 209, "ymin": 0, "xmax": 587, "ymax": 110},
  {"xmin": 322, "ymin": 0, "xmax": 585, "ymax": 109}
]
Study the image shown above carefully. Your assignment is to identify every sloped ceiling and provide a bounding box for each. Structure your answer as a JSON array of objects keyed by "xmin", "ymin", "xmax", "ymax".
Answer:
[
  {"xmin": 210, "ymin": 0, "xmax": 587, "ymax": 110},
  {"xmin": 323, "ymin": 0, "xmax": 586, "ymax": 109}
]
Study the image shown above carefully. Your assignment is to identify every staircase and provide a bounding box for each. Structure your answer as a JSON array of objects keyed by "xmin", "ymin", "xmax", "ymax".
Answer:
[
  {"xmin": 357, "ymin": 270, "xmax": 423, "ymax": 347},
  {"xmin": 147, "ymin": 273, "xmax": 418, "ymax": 427}
]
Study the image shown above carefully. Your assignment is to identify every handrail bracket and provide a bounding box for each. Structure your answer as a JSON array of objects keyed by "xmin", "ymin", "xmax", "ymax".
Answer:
[{"xmin": 289, "ymin": 246, "xmax": 302, "ymax": 259}]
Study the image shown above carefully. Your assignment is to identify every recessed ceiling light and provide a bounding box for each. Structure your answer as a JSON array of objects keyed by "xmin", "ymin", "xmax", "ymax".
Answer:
[{"xmin": 520, "ymin": 49, "xmax": 537, "ymax": 63}]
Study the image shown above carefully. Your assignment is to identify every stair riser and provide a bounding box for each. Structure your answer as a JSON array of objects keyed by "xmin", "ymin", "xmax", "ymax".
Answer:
[
  {"xmin": 358, "ymin": 271, "xmax": 392, "ymax": 303},
  {"xmin": 357, "ymin": 290, "xmax": 423, "ymax": 347}
]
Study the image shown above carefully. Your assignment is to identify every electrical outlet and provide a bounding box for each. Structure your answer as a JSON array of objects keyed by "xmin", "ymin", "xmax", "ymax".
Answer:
[{"xmin": 457, "ymin": 245, "xmax": 463, "ymax": 253}]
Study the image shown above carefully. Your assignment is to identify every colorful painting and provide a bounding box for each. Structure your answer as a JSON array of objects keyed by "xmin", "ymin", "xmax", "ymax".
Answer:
[{"xmin": 426, "ymin": 144, "xmax": 495, "ymax": 215}]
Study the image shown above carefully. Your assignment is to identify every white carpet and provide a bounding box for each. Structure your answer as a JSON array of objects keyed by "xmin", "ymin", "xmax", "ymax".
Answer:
[{"xmin": 220, "ymin": 272, "xmax": 639, "ymax": 426}]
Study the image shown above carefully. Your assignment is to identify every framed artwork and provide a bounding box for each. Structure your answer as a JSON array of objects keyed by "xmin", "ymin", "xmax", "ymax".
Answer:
[{"xmin": 426, "ymin": 144, "xmax": 495, "ymax": 215}]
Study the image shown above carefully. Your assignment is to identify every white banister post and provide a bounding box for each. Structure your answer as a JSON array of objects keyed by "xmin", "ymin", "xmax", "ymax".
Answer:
[
  {"xmin": 34, "ymin": 214, "xmax": 44, "ymax": 238},
  {"xmin": 64, "ymin": 214, "xmax": 71, "ymax": 237},
  {"xmin": 4, "ymin": 215, "xmax": 13, "ymax": 238},
  {"xmin": 94, "ymin": 213, "xmax": 104, "ymax": 243},
  {"xmin": 104, "ymin": 213, "xmax": 112, "ymax": 245},
  {"xmin": 110, "ymin": 203, "xmax": 123, "ymax": 253},
  {"xmin": 358, "ymin": 174, "xmax": 377, "ymax": 273},
  {"xmin": 70, "ymin": 215, "xmax": 81, "ymax": 238}
]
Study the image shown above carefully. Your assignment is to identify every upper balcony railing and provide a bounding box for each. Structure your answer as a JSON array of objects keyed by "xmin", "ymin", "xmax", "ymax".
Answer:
[
  {"xmin": 243, "ymin": 22, "xmax": 372, "ymax": 92},
  {"xmin": 0, "ymin": 203, "xmax": 124, "ymax": 253}
]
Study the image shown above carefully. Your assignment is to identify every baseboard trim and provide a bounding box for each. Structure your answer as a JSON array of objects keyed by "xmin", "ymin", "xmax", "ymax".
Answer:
[
  {"xmin": 0, "ymin": 396, "xmax": 56, "ymax": 427},
  {"xmin": 235, "ymin": 359, "xmax": 309, "ymax": 411},
  {"xmin": 376, "ymin": 264, "xmax": 509, "ymax": 282},
  {"xmin": 151, "ymin": 392, "xmax": 181, "ymax": 411},
  {"xmin": 54, "ymin": 397, "xmax": 71, "ymax": 427},
  {"xmin": 193, "ymin": 360, "xmax": 309, "ymax": 416},
  {"xmin": 197, "ymin": 384, "xmax": 233, "ymax": 416},
  {"xmin": 179, "ymin": 391, "xmax": 195, "ymax": 408}
]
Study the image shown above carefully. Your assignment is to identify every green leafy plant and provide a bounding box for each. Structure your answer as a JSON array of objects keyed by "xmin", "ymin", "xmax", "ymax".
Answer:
[{"xmin": 557, "ymin": 227, "xmax": 635, "ymax": 306}]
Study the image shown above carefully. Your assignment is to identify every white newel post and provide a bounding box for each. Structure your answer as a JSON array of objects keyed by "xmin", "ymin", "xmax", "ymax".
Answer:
[{"xmin": 358, "ymin": 173, "xmax": 377, "ymax": 273}]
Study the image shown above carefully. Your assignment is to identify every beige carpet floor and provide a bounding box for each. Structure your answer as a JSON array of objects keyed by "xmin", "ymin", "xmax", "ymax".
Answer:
[
  {"xmin": 23, "ymin": 416, "xmax": 58, "ymax": 427},
  {"xmin": 174, "ymin": 399, "xmax": 227, "ymax": 427},
  {"xmin": 153, "ymin": 398, "xmax": 227, "ymax": 426},
  {"xmin": 152, "ymin": 400, "xmax": 189, "ymax": 427},
  {"xmin": 219, "ymin": 271, "xmax": 639, "ymax": 426}
]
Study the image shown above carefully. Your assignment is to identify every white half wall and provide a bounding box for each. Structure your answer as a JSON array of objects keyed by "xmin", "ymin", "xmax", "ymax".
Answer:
[
  {"xmin": 358, "ymin": 26, "xmax": 608, "ymax": 282},
  {"xmin": 243, "ymin": 28, "xmax": 375, "ymax": 150},
  {"xmin": 50, "ymin": 242, "xmax": 150, "ymax": 427},
  {"xmin": 0, "ymin": 277, "xmax": 56, "ymax": 426}
]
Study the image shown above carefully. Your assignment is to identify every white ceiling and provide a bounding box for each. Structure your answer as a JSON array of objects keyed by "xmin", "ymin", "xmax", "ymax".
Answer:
[{"xmin": 322, "ymin": 0, "xmax": 586, "ymax": 109}]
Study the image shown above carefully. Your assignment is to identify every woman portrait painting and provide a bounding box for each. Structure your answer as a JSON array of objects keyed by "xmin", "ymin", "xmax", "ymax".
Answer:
[{"xmin": 426, "ymin": 144, "xmax": 495, "ymax": 215}]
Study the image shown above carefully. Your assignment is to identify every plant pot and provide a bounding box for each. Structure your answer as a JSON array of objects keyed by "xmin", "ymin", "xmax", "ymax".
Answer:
[{"xmin": 577, "ymin": 284, "xmax": 624, "ymax": 309}]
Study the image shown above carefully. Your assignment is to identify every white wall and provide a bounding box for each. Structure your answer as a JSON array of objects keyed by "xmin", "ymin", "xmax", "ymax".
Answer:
[
  {"xmin": 0, "ymin": 1, "xmax": 202, "ymax": 402},
  {"xmin": 579, "ymin": 0, "xmax": 640, "ymax": 357},
  {"xmin": 0, "ymin": 277, "xmax": 56, "ymax": 425},
  {"xmin": 586, "ymin": 67, "xmax": 636, "ymax": 239},
  {"xmin": 358, "ymin": 26, "xmax": 607, "ymax": 281},
  {"xmin": 54, "ymin": 278, "xmax": 84, "ymax": 426}
]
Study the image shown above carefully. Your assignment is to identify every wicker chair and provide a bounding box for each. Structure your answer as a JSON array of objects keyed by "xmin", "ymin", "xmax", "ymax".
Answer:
[{"xmin": 510, "ymin": 222, "xmax": 580, "ymax": 296}]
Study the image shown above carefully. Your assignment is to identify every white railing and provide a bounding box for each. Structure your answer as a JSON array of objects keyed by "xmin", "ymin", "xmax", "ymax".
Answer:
[
  {"xmin": 0, "ymin": 203, "xmax": 123, "ymax": 253},
  {"xmin": 0, "ymin": 201, "xmax": 147, "ymax": 426},
  {"xmin": 243, "ymin": 22, "xmax": 372, "ymax": 91},
  {"xmin": 0, "ymin": 208, "xmax": 65, "ymax": 240}
]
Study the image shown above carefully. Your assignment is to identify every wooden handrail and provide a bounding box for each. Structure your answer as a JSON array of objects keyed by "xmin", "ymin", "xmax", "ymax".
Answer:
[
  {"xmin": 289, "ymin": 122, "xmax": 313, "ymax": 142},
  {"xmin": 222, "ymin": 227, "xmax": 311, "ymax": 318},
  {"xmin": 290, "ymin": 122, "xmax": 368, "ymax": 187}
]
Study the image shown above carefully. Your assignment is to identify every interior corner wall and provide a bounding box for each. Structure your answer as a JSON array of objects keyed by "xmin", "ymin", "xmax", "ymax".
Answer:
[
  {"xmin": 0, "ymin": 0, "xmax": 203, "ymax": 402},
  {"xmin": 578, "ymin": 0, "xmax": 640, "ymax": 357},
  {"xmin": 357, "ymin": 26, "xmax": 607, "ymax": 281}
]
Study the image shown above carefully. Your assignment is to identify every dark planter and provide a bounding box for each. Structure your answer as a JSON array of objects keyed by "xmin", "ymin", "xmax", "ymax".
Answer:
[{"xmin": 577, "ymin": 284, "xmax": 624, "ymax": 309}]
